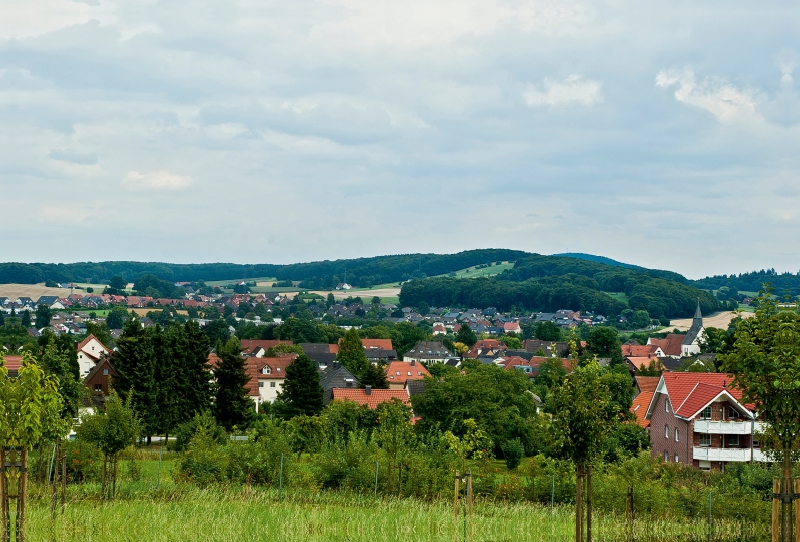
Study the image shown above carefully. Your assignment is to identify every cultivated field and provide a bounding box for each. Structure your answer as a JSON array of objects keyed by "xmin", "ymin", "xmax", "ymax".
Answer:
[
  {"xmin": 0, "ymin": 283, "xmax": 69, "ymax": 300},
  {"xmin": 310, "ymin": 287, "xmax": 401, "ymax": 301},
  {"xmin": 669, "ymin": 310, "xmax": 754, "ymax": 331}
]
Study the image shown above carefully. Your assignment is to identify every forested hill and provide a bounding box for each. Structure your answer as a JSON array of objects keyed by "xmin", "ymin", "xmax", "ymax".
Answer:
[
  {"xmin": 551, "ymin": 253, "xmax": 644, "ymax": 270},
  {"xmin": 399, "ymin": 254, "xmax": 720, "ymax": 319},
  {"xmin": 0, "ymin": 249, "xmax": 530, "ymax": 288},
  {"xmin": 691, "ymin": 269, "xmax": 800, "ymax": 297}
]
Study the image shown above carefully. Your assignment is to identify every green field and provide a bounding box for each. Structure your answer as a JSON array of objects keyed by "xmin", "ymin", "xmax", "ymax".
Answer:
[
  {"xmin": 604, "ymin": 292, "xmax": 629, "ymax": 305},
  {"xmin": 25, "ymin": 485, "xmax": 760, "ymax": 542},
  {"xmin": 438, "ymin": 262, "xmax": 515, "ymax": 279}
]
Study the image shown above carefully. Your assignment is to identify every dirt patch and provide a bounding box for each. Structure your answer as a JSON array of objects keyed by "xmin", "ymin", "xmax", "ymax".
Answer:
[
  {"xmin": 668, "ymin": 311, "xmax": 753, "ymax": 331},
  {"xmin": 0, "ymin": 284, "xmax": 71, "ymax": 300}
]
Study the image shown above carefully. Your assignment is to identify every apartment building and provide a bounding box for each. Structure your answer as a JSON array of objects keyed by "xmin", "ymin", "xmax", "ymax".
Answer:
[{"xmin": 644, "ymin": 373, "xmax": 766, "ymax": 470}]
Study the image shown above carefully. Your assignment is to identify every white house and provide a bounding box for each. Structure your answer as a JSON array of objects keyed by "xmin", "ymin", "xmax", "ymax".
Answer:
[
  {"xmin": 77, "ymin": 334, "xmax": 111, "ymax": 378},
  {"xmin": 248, "ymin": 355, "xmax": 296, "ymax": 411}
]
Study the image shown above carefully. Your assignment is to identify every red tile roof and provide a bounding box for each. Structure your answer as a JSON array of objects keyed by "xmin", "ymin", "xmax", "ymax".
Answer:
[
  {"xmin": 254, "ymin": 355, "xmax": 296, "ymax": 379},
  {"xmin": 626, "ymin": 356, "xmax": 663, "ymax": 371},
  {"xmin": 622, "ymin": 344, "xmax": 660, "ymax": 357},
  {"xmin": 654, "ymin": 373, "xmax": 753, "ymax": 420},
  {"xmin": 385, "ymin": 361, "xmax": 430, "ymax": 385},
  {"xmin": 648, "ymin": 334, "xmax": 684, "ymax": 357},
  {"xmin": 331, "ymin": 388, "xmax": 409, "ymax": 409},
  {"xmin": 631, "ymin": 392, "xmax": 653, "ymax": 428},
  {"xmin": 635, "ymin": 376, "xmax": 660, "ymax": 394}
]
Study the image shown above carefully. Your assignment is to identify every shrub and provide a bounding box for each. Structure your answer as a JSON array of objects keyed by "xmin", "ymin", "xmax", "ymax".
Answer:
[{"xmin": 502, "ymin": 438, "xmax": 525, "ymax": 470}]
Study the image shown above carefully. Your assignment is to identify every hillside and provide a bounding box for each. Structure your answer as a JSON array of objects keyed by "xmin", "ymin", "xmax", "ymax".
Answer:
[
  {"xmin": 551, "ymin": 253, "xmax": 644, "ymax": 270},
  {"xmin": 400, "ymin": 254, "xmax": 720, "ymax": 319}
]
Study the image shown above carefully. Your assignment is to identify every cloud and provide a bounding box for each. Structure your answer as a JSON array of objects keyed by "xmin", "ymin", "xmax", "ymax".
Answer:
[
  {"xmin": 655, "ymin": 69, "xmax": 757, "ymax": 122},
  {"xmin": 48, "ymin": 148, "xmax": 98, "ymax": 165},
  {"xmin": 123, "ymin": 170, "xmax": 192, "ymax": 190},
  {"xmin": 524, "ymin": 75, "xmax": 603, "ymax": 107}
]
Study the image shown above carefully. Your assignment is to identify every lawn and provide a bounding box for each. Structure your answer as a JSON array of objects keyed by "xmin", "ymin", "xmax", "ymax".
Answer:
[
  {"xmin": 437, "ymin": 262, "xmax": 515, "ymax": 279},
  {"xmin": 604, "ymin": 292, "xmax": 629, "ymax": 305}
]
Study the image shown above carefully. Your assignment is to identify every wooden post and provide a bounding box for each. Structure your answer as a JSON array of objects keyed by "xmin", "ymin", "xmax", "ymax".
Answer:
[
  {"xmin": 50, "ymin": 443, "xmax": 58, "ymax": 518},
  {"xmin": 795, "ymin": 479, "xmax": 800, "ymax": 542},
  {"xmin": 467, "ymin": 469, "xmax": 473, "ymax": 542},
  {"xmin": 576, "ymin": 465, "xmax": 582, "ymax": 542},
  {"xmin": 773, "ymin": 478, "xmax": 780, "ymax": 542},
  {"xmin": 586, "ymin": 465, "xmax": 592, "ymax": 542},
  {"xmin": 61, "ymin": 448, "xmax": 66, "ymax": 514},
  {"xmin": 454, "ymin": 471, "xmax": 460, "ymax": 542},
  {"xmin": 374, "ymin": 460, "xmax": 379, "ymax": 499}
]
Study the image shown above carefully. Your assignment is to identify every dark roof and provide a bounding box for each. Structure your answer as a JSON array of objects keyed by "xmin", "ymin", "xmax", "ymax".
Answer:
[
  {"xmin": 406, "ymin": 380, "xmax": 427, "ymax": 397},
  {"xmin": 320, "ymin": 363, "xmax": 361, "ymax": 404}
]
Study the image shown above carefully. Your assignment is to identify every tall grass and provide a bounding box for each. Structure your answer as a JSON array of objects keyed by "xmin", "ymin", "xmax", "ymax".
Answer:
[{"xmin": 24, "ymin": 485, "xmax": 765, "ymax": 542}]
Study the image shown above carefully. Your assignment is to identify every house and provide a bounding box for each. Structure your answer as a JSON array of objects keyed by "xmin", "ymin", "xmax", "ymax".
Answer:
[
  {"xmin": 634, "ymin": 375, "xmax": 660, "ymax": 397},
  {"xmin": 466, "ymin": 339, "xmax": 506, "ymax": 360},
  {"xmin": 330, "ymin": 386, "xmax": 410, "ymax": 409},
  {"xmin": 643, "ymin": 372, "xmax": 763, "ymax": 470},
  {"xmin": 84, "ymin": 357, "xmax": 116, "ymax": 398},
  {"xmin": 250, "ymin": 355, "xmax": 296, "ymax": 409},
  {"xmin": 432, "ymin": 323, "xmax": 447, "ymax": 335},
  {"xmin": 319, "ymin": 362, "xmax": 360, "ymax": 404},
  {"xmin": 502, "ymin": 322, "xmax": 521, "ymax": 334},
  {"xmin": 631, "ymin": 391, "xmax": 653, "ymax": 429},
  {"xmin": 523, "ymin": 340, "xmax": 571, "ymax": 357},
  {"xmin": 239, "ymin": 339, "xmax": 293, "ymax": 357},
  {"xmin": 77, "ymin": 334, "xmax": 111, "ymax": 377},
  {"xmin": 625, "ymin": 356, "xmax": 665, "ymax": 374},
  {"xmin": 622, "ymin": 343, "xmax": 665, "ymax": 357},
  {"xmin": 384, "ymin": 360, "xmax": 430, "ymax": 390},
  {"xmin": 403, "ymin": 341, "xmax": 455, "ymax": 364}
]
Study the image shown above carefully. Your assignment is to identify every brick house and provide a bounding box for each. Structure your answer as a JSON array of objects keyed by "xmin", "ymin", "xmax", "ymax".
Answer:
[{"xmin": 643, "ymin": 373, "xmax": 764, "ymax": 470}]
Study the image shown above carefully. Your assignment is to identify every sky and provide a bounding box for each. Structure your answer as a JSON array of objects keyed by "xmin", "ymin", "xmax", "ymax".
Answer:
[{"xmin": 1, "ymin": 1, "xmax": 799, "ymax": 279}]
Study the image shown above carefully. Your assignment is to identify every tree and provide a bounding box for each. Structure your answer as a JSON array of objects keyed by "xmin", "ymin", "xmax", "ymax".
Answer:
[
  {"xmin": 40, "ymin": 342, "xmax": 84, "ymax": 420},
  {"xmin": 77, "ymin": 392, "xmax": 140, "ymax": 499},
  {"xmin": 587, "ymin": 326, "xmax": 623, "ymax": 366},
  {"xmin": 535, "ymin": 321, "xmax": 562, "ymax": 341},
  {"xmin": 203, "ymin": 318, "xmax": 231, "ymax": 346},
  {"xmin": 212, "ymin": 338, "xmax": 254, "ymax": 431},
  {"xmin": 502, "ymin": 335, "xmax": 522, "ymax": 349},
  {"xmin": 109, "ymin": 275, "xmax": 127, "ymax": 290},
  {"xmin": 112, "ymin": 317, "xmax": 158, "ymax": 440},
  {"xmin": 631, "ymin": 310, "xmax": 651, "ymax": 329},
  {"xmin": 359, "ymin": 361, "xmax": 389, "ymax": 389},
  {"xmin": 21, "ymin": 310, "xmax": 31, "ymax": 328},
  {"xmin": 718, "ymin": 293, "xmax": 800, "ymax": 542},
  {"xmin": 455, "ymin": 325, "xmax": 477, "ymax": 347},
  {"xmin": 35, "ymin": 304, "xmax": 52, "ymax": 328},
  {"xmin": 182, "ymin": 321, "xmax": 213, "ymax": 417},
  {"xmin": 544, "ymin": 359, "xmax": 616, "ymax": 542},
  {"xmin": 274, "ymin": 353, "xmax": 324, "ymax": 419},
  {"xmin": 336, "ymin": 328, "xmax": 370, "ymax": 380},
  {"xmin": 105, "ymin": 305, "xmax": 130, "ymax": 330}
]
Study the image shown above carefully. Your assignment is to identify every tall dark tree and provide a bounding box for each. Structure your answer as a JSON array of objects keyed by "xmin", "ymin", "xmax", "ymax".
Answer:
[
  {"xmin": 40, "ymin": 341, "xmax": 84, "ymax": 419},
  {"xmin": 359, "ymin": 361, "xmax": 389, "ymax": 389},
  {"xmin": 21, "ymin": 310, "xmax": 31, "ymax": 328},
  {"xmin": 203, "ymin": 319, "xmax": 231, "ymax": 346},
  {"xmin": 587, "ymin": 326, "xmax": 624, "ymax": 366},
  {"xmin": 35, "ymin": 304, "xmax": 52, "ymax": 329},
  {"xmin": 275, "ymin": 353, "xmax": 324, "ymax": 418},
  {"xmin": 534, "ymin": 321, "xmax": 562, "ymax": 341},
  {"xmin": 112, "ymin": 316, "xmax": 158, "ymax": 439},
  {"xmin": 212, "ymin": 337, "xmax": 253, "ymax": 431},
  {"xmin": 336, "ymin": 328, "xmax": 370, "ymax": 378},
  {"xmin": 183, "ymin": 320, "xmax": 213, "ymax": 415},
  {"xmin": 455, "ymin": 324, "xmax": 477, "ymax": 347}
]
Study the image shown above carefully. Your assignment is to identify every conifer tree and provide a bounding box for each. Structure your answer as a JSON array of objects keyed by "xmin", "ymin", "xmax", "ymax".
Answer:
[
  {"xmin": 212, "ymin": 337, "xmax": 253, "ymax": 431},
  {"xmin": 183, "ymin": 320, "xmax": 213, "ymax": 414},
  {"xmin": 112, "ymin": 316, "xmax": 158, "ymax": 440},
  {"xmin": 275, "ymin": 353, "xmax": 324, "ymax": 418},
  {"xmin": 336, "ymin": 328, "xmax": 370, "ymax": 378}
]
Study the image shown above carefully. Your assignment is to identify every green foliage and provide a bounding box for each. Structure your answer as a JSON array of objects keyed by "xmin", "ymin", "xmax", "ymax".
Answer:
[
  {"xmin": 133, "ymin": 274, "xmax": 185, "ymax": 299},
  {"xmin": 587, "ymin": 326, "xmax": 623, "ymax": 365},
  {"xmin": 105, "ymin": 305, "xmax": 131, "ymax": 330},
  {"xmin": 501, "ymin": 334, "xmax": 522, "ymax": 349},
  {"xmin": 336, "ymin": 328, "xmax": 370, "ymax": 378},
  {"xmin": 322, "ymin": 399, "xmax": 378, "ymax": 442},
  {"xmin": 77, "ymin": 392, "xmax": 140, "ymax": 459},
  {"xmin": 274, "ymin": 353, "xmax": 324, "ymax": 419},
  {"xmin": 35, "ymin": 304, "xmax": 52, "ymax": 328},
  {"xmin": 455, "ymin": 324, "xmax": 477, "ymax": 347},
  {"xmin": 172, "ymin": 411, "xmax": 227, "ymax": 452},
  {"xmin": 502, "ymin": 437, "xmax": 525, "ymax": 470},
  {"xmin": 534, "ymin": 321, "xmax": 562, "ymax": 341},
  {"xmin": 40, "ymin": 341, "xmax": 84, "ymax": 419},
  {"xmin": 212, "ymin": 337, "xmax": 255, "ymax": 430},
  {"xmin": 411, "ymin": 364, "xmax": 538, "ymax": 457}
]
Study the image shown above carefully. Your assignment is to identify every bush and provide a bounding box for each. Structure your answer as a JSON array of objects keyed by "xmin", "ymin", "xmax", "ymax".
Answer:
[
  {"xmin": 502, "ymin": 438, "xmax": 525, "ymax": 470},
  {"xmin": 64, "ymin": 439, "xmax": 102, "ymax": 483},
  {"xmin": 172, "ymin": 412, "xmax": 227, "ymax": 452}
]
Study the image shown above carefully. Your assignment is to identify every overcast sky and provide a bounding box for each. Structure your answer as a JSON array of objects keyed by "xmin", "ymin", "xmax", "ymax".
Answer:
[{"xmin": 1, "ymin": 1, "xmax": 798, "ymax": 279}]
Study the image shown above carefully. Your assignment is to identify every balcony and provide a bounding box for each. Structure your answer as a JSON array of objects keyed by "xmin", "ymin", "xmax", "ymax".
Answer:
[
  {"xmin": 694, "ymin": 420, "xmax": 752, "ymax": 434},
  {"xmin": 693, "ymin": 447, "xmax": 751, "ymax": 462}
]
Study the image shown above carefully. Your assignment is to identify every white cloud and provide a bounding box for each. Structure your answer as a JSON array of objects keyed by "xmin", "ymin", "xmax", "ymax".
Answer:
[
  {"xmin": 123, "ymin": 170, "xmax": 192, "ymax": 190},
  {"xmin": 524, "ymin": 75, "xmax": 603, "ymax": 107},
  {"xmin": 655, "ymin": 69, "xmax": 758, "ymax": 122}
]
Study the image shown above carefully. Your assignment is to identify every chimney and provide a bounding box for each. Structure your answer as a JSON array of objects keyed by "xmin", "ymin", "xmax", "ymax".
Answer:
[
  {"xmin": 411, "ymin": 359, "xmax": 416, "ymax": 367},
  {"xmin": 365, "ymin": 385, "xmax": 372, "ymax": 395}
]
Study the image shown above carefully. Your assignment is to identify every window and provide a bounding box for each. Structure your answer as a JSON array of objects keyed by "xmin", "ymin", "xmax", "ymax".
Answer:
[
  {"xmin": 665, "ymin": 399, "xmax": 670, "ymax": 413},
  {"xmin": 94, "ymin": 384, "xmax": 102, "ymax": 392},
  {"xmin": 103, "ymin": 369, "xmax": 108, "ymax": 375},
  {"xmin": 675, "ymin": 455, "xmax": 679, "ymax": 463},
  {"xmin": 700, "ymin": 407, "xmax": 712, "ymax": 419},
  {"xmin": 665, "ymin": 425, "xmax": 669, "ymax": 438},
  {"xmin": 675, "ymin": 428, "xmax": 679, "ymax": 442},
  {"xmin": 258, "ymin": 382, "xmax": 263, "ymax": 388},
  {"xmin": 728, "ymin": 407, "xmax": 740, "ymax": 419},
  {"xmin": 728, "ymin": 434, "xmax": 739, "ymax": 446},
  {"xmin": 270, "ymin": 382, "xmax": 276, "ymax": 388},
  {"xmin": 700, "ymin": 434, "xmax": 711, "ymax": 447},
  {"xmin": 265, "ymin": 367, "xmax": 271, "ymax": 374},
  {"xmin": 753, "ymin": 439, "xmax": 760, "ymax": 448},
  {"xmin": 664, "ymin": 451, "xmax": 669, "ymax": 461}
]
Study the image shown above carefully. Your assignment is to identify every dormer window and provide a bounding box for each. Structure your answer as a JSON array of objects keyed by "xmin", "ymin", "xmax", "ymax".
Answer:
[{"xmin": 264, "ymin": 367, "xmax": 271, "ymax": 374}]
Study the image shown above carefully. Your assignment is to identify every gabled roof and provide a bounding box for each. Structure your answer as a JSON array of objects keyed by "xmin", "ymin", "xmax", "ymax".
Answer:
[
  {"xmin": 331, "ymin": 388, "xmax": 409, "ymax": 409},
  {"xmin": 635, "ymin": 376, "xmax": 660, "ymax": 394},
  {"xmin": 646, "ymin": 372, "xmax": 754, "ymax": 420},
  {"xmin": 255, "ymin": 355, "xmax": 296, "ymax": 379},
  {"xmin": 77, "ymin": 333, "xmax": 111, "ymax": 354},
  {"xmin": 647, "ymin": 334, "xmax": 685, "ymax": 357}
]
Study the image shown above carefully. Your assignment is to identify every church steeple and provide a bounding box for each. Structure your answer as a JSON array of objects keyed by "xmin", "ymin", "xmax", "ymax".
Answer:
[{"xmin": 693, "ymin": 300, "xmax": 702, "ymax": 322}]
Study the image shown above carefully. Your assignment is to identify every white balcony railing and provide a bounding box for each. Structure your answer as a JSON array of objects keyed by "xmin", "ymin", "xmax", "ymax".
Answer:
[
  {"xmin": 693, "ymin": 420, "xmax": 752, "ymax": 434},
  {"xmin": 693, "ymin": 447, "xmax": 751, "ymax": 462}
]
